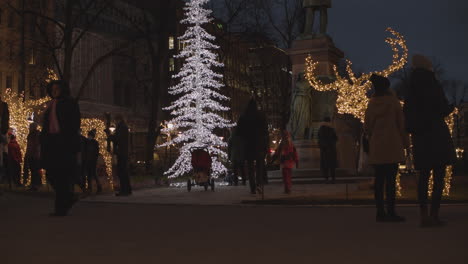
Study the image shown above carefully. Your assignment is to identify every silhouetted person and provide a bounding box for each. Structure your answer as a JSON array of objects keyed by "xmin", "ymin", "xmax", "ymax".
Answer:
[
  {"xmin": 365, "ymin": 74, "xmax": 409, "ymax": 222},
  {"xmin": 41, "ymin": 80, "xmax": 81, "ymax": 217},
  {"xmin": 8, "ymin": 134, "xmax": 22, "ymax": 187},
  {"xmin": 228, "ymin": 126, "xmax": 246, "ymax": 185},
  {"xmin": 404, "ymin": 54, "xmax": 456, "ymax": 227},
  {"xmin": 0, "ymin": 94, "xmax": 9, "ymax": 193},
  {"xmin": 108, "ymin": 115, "xmax": 131, "ymax": 196},
  {"xmin": 271, "ymin": 130, "xmax": 298, "ymax": 193},
  {"xmin": 24, "ymin": 123, "xmax": 41, "ymax": 191},
  {"xmin": 237, "ymin": 99, "xmax": 269, "ymax": 194},
  {"xmin": 85, "ymin": 129, "xmax": 101, "ymax": 194},
  {"xmin": 318, "ymin": 117, "xmax": 338, "ymax": 183},
  {"xmin": 76, "ymin": 131, "xmax": 87, "ymax": 192}
]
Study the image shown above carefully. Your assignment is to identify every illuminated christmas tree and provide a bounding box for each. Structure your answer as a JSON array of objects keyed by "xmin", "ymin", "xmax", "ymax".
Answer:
[{"xmin": 161, "ymin": 0, "xmax": 232, "ymax": 178}]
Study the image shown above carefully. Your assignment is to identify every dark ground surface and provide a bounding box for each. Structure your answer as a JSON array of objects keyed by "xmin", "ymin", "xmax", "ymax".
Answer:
[{"xmin": 1, "ymin": 193, "xmax": 467, "ymax": 264}]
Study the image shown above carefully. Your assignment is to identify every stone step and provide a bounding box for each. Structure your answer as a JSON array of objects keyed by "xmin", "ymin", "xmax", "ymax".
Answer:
[{"xmin": 267, "ymin": 169, "xmax": 353, "ymax": 179}]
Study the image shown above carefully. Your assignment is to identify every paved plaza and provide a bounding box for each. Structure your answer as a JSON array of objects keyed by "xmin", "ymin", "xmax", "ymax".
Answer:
[{"xmin": 1, "ymin": 192, "xmax": 467, "ymax": 264}]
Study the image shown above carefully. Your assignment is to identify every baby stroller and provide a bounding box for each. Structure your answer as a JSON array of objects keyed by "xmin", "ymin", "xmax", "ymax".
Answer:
[{"xmin": 188, "ymin": 147, "xmax": 215, "ymax": 192}]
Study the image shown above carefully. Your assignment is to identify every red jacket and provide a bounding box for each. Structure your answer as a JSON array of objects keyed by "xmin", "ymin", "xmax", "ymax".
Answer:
[{"xmin": 8, "ymin": 139, "xmax": 22, "ymax": 164}]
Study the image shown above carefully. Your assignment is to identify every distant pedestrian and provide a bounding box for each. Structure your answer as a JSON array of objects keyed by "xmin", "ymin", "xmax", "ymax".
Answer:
[
  {"xmin": 228, "ymin": 126, "xmax": 246, "ymax": 185},
  {"xmin": 85, "ymin": 129, "xmax": 101, "ymax": 194},
  {"xmin": 24, "ymin": 123, "xmax": 41, "ymax": 191},
  {"xmin": 41, "ymin": 80, "xmax": 81, "ymax": 217},
  {"xmin": 237, "ymin": 99, "xmax": 269, "ymax": 194},
  {"xmin": 0, "ymin": 94, "xmax": 10, "ymax": 192},
  {"xmin": 107, "ymin": 115, "xmax": 131, "ymax": 196},
  {"xmin": 76, "ymin": 131, "xmax": 87, "ymax": 192},
  {"xmin": 364, "ymin": 74, "xmax": 409, "ymax": 223},
  {"xmin": 8, "ymin": 134, "xmax": 22, "ymax": 187},
  {"xmin": 404, "ymin": 54, "xmax": 456, "ymax": 227},
  {"xmin": 318, "ymin": 117, "xmax": 338, "ymax": 183},
  {"xmin": 271, "ymin": 130, "xmax": 298, "ymax": 194}
]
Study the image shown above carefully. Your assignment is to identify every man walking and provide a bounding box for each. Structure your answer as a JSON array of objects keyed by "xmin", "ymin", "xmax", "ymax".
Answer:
[
  {"xmin": 41, "ymin": 80, "xmax": 81, "ymax": 216},
  {"xmin": 237, "ymin": 99, "xmax": 269, "ymax": 194},
  {"xmin": 107, "ymin": 115, "xmax": 131, "ymax": 196}
]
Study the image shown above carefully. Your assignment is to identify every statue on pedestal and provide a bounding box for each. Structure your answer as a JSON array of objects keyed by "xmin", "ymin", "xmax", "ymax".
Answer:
[
  {"xmin": 289, "ymin": 73, "xmax": 312, "ymax": 140},
  {"xmin": 303, "ymin": 0, "xmax": 331, "ymax": 36}
]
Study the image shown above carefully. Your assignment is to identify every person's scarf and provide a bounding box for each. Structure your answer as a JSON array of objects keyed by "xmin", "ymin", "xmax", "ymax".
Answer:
[{"xmin": 48, "ymin": 99, "xmax": 60, "ymax": 134}]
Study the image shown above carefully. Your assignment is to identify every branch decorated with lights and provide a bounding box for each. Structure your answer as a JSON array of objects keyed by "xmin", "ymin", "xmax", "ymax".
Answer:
[
  {"xmin": 305, "ymin": 27, "xmax": 408, "ymax": 122},
  {"xmin": 5, "ymin": 70, "xmax": 114, "ymax": 190},
  {"xmin": 158, "ymin": 0, "xmax": 233, "ymax": 178}
]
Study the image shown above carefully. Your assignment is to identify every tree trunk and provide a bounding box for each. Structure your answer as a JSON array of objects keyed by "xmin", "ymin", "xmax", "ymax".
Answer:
[
  {"xmin": 19, "ymin": 0, "xmax": 26, "ymax": 98},
  {"xmin": 62, "ymin": 1, "xmax": 75, "ymax": 84}
]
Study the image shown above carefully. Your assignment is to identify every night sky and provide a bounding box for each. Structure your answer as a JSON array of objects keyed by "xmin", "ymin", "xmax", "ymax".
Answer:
[{"xmin": 328, "ymin": 0, "xmax": 468, "ymax": 83}]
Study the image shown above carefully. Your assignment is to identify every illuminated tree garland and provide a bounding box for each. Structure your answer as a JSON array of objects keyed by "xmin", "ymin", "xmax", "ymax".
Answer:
[
  {"xmin": 427, "ymin": 109, "xmax": 457, "ymax": 196},
  {"xmin": 4, "ymin": 89, "xmax": 50, "ymax": 186},
  {"xmin": 80, "ymin": 118, "xmax": 114, "ymax": 191},
  {"xmin": 305, "ymin": 27, "xmax": 408, "ymax": 122},
  {"xmin": 5, "ymin": 95, "xmax": 114, "ymax": 190},
  {"xmin": 159, "ymin": 0, "xmax": 233, "ymax": 178}
]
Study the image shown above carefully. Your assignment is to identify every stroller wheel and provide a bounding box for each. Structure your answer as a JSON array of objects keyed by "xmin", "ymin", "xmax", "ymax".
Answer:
[{"xmin": 187, "ymin": 179, "xmax": 191, "ymax": 192}]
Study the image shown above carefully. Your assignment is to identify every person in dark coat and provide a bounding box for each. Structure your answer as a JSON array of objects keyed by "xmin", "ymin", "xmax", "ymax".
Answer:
[
  {"xmin": 76, "ymin": 131, "xmax": 87, "ymax": 192},
  {"xmin": 41, "ymin": 80, "xmax": 81, "ymax": 217},
  {"xmin": 237, "ymin": 99, "xmax": 269, "ymax": 194},
  {"xmin": 84, "ymin": 129, "xmax": 101, "ymax": 194},
  {"xmin": 228, "ymin": 126, "xmax": 246, "ymax": 185},
  {"xmin": 24, "ymin": 123, "xmax": 41, "ymax": 191},
  {"xmin": 107, "ymin": 115, "xmax": 131, "ymax": 196},
  {"xmin": 403, "ymin": 54, "xmax": 456, "ymax": 227},
  {"xmin": 318, "ymin": 117, "xmax": 338, "ymax": 183},
  {"xmin": 365, "ymin": 75, "xmax": 409, "ymax": 223},
  {"xmin": 8, "ymin": 134, "xmax": 22, "ymax": 187},
  {"xmin": 0, "ymin": 95, "xmax": 9, "ymax": 192}
]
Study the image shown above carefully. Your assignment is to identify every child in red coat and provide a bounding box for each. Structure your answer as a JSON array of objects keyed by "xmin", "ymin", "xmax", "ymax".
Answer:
[
  {"xmin": 271, "ymin": 130, "xmax": 299, "ymax": 193},
  {"xmin": 8, "ymin": 135, "xmax": 22, "ymax": 187}
]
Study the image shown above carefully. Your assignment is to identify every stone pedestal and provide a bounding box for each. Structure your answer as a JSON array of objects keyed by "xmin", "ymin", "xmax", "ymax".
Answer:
[
  {"xmin": 294, "ymin": 140, "xmax": 320, "ymax": 169},
  {"xmin": 287, "ymin": 36, "xmax": 344, "ymax": 86},
  {"xmin": 287, "ymin": 36, "xmax": 344, "ymax": 129},
  {"xmin": 287, "ymin": 36, "xmax": 356, "ymax": 172}
]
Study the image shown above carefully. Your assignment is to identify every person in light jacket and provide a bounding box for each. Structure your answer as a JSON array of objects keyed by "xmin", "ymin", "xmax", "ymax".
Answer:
[{"xmin": 364, "ymin": 74, "xmax": 409, "ymax": 222}]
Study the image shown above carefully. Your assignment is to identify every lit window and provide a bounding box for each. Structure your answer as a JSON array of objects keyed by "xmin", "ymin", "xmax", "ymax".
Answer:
[
  {"xmin": 178, "ymin": 40, "xmax": 188, "ymax": 51},
  {"xmin": 28, "ymin": 49, "xmax": 35, "ymax": 65},
  {"xmin": 6, "ymin": 75, "xmax": 12, "ymax": 89},
  {"xmin": 169, "ymin": 58, "xmax": 175, "ymax": 72},
  {"xmin": 169, "ymin": 36, "xmax": 174, "ymax": 50}
]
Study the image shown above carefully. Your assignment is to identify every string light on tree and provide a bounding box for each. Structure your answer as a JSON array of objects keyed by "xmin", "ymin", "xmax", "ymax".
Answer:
[
  {"xmin": 428, "ymin": 108, "xmax": 457, "ymax": 196},
  {"xmin": 305, "ymin": 27, "xmax": 408, "ymax": 122},
  {"xmin": 81, "ymin": 118, "xmax": 114, "ymax": 191},
  {"xmin": 159, "ymin": 0, "xmax": 233, "ymax": 178},
  {"xmin": 4, "ymin": 89, "xmax": 50, "ymax": 186}
]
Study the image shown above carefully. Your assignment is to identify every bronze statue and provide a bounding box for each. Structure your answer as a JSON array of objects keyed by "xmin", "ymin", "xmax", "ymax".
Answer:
[
  {"xmin": 289, "ymin": 73, "xmax": 313, "ymax": 140},
  {"xmin": 303, "ymin": 0, "xmax": 331, "ymax": 36}
]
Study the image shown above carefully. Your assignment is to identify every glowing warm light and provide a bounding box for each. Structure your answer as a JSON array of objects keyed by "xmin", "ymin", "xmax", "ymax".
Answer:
[
  {"xmin": 81, "ymin": 118, "xmax": 114, "ymax": 191},
  {"xmin": 4, "ymin": 89, "xmax": 50, "ymax": 186},
  {"xmin": 305, "ymin": 27, "xmax": 408, "ymax": 122},
  {"xmin": 4, "ymin": 68, "xmax": 113, "ymax": 190}
]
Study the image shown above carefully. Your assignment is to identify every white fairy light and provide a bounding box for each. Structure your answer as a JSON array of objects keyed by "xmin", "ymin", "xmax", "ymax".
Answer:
[{"xmin": 159, "ymin": 0, "xmax": 233, "ymax": 178}]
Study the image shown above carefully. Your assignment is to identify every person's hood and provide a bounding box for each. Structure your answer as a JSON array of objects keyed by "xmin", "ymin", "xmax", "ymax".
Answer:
[
  {"xmin": 320, "ymin": 122, "xmax": 333, "ymax": 128},
  {"xmin": 368, "ymin": 95, "xmax": 400, "ymax": 117},
  {"xmin": 46, "ymin": 80, "xmax": 72, "ymax": 99}
]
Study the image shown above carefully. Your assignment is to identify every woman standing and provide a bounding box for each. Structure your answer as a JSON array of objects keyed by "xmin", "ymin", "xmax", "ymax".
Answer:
[
  {"xmin": 365, "ymin": 74, "xmax": 409, "ymax": 222},
  {"xmin": 404, "ymin": 54, "xmax": 456, "ymax": 227}
]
